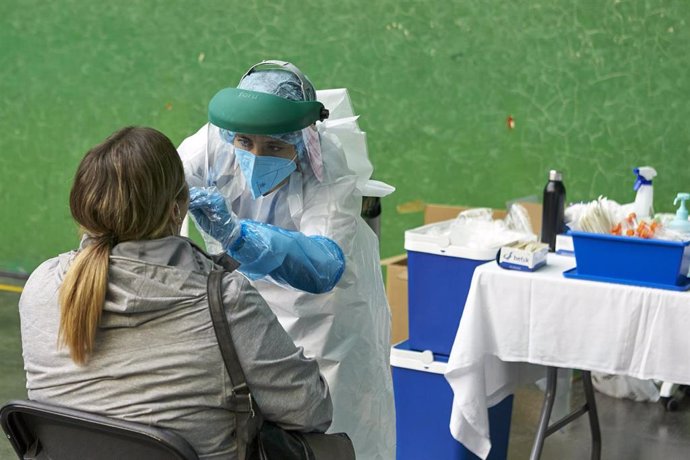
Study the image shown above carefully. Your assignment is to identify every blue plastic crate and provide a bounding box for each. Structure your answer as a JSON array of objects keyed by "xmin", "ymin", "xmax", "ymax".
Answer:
[
  {"xmin": 391, "ymin": 341, "xmax": 513, "ymax": 460},
  {"xmin": 566, "ymin": 231, "xmax": 690, "ymax": 290},
  {"xmin": 405, "ymin": 221, "xmax": 495, "ymax": 355}
]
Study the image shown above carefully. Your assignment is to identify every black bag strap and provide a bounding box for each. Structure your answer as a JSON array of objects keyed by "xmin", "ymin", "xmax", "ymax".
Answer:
[
  {"xmin": 207, "ymin": 269, "xmax": 264, "ymax": 459},
  {"xmin": 207, "ymin": 271, "xmax": 251, "ymax": 398},
  {"xmin": 207, "ymin": 269, "xmax": 354, "ymax": 460},
  {"xmin": 210, "ymin": 253, "xmax": 241, "ymax": 272}
]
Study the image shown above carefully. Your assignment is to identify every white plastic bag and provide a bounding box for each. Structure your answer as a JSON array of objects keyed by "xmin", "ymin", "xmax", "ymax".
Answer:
[
  {"xmin": 449, "ymin": 208, "xmax": 536, "ymax": 249},
  {"xmin": 591, "ymin": 372, "xmax": 660, "ymax": 402},
  {"xmin": 505, "ymin": 203, "xmax": 534, "ymax": 235}
]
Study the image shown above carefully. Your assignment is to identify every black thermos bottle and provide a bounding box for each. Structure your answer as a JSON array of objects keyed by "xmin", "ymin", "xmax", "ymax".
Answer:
[{"xmin": 541, "ymin": 170, "xmax": 566, "ymax": 252}]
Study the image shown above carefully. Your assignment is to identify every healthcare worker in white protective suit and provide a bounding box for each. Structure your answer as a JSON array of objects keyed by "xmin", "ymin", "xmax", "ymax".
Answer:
[{"xmin": 178, "ymin": 60, "xmax": 395, "ymax": 459}]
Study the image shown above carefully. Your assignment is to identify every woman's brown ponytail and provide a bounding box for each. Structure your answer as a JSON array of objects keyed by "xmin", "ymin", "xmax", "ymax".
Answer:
[{"xmin": 58, "ymin": 127, "xmax": 187, "ymax": 364}]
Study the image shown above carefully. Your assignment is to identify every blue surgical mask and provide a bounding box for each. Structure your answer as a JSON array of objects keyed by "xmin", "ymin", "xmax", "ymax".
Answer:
[{"xmin": 234, "ymin": 148, "xmax": 297, "ymax": 199}]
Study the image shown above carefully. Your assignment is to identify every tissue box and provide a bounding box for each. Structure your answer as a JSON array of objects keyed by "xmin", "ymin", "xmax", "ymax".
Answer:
[{"xmin": 498, "ymin": 241, "xmax": 549, "ymax": 272}]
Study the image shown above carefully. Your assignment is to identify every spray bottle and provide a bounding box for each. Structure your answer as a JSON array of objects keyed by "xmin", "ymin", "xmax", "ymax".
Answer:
[
  {"xmin": 631, "ymin": 166, "xmax": 657, "ymax": 219},
  {"xmin": 667, "ymin": 193, "xmax": 690, "ymax": 234}
]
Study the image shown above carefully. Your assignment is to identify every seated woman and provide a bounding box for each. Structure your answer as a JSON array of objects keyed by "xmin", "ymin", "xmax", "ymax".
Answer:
[{"xmin": 18, "ymin": 126, "xmax": 332, "ymax": 459}]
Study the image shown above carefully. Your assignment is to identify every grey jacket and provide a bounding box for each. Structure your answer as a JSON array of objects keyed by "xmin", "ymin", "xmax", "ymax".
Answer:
[{"xmin": 19, "ymin": 236, "xmax": 332, "ymax": 459}]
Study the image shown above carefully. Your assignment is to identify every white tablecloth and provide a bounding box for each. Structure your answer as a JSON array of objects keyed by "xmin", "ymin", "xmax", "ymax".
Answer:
[{"xmin": 444, "ymin": 254, "xmax": 690, "ymax": 459}]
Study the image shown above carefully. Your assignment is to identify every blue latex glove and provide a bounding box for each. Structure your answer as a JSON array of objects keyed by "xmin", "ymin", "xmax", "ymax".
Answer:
[
  {"xmin": 189, "ymin": 187, "xmax": 345, "ymax": 294},
  {"xmin": 231, "ymin": 220, "xmax": 346, "ymax": 294},
  {"xmin": 188, "ymin": 187, "xmax": 241, "ymax": 249}
]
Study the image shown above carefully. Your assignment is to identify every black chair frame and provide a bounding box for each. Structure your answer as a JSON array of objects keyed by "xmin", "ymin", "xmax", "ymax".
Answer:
[{"xmin": 1, "ymin": 399, "xmax": 199, "ymax": 460}]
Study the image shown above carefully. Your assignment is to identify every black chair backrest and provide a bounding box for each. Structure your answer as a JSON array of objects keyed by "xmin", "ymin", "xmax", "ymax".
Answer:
[{"xmin": 1, "ymin": 400, "xmax": 199, "ymax": 460}]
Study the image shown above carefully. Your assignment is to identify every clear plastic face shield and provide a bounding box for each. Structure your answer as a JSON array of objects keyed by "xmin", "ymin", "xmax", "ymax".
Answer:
[{"xmin": 204, "ymin": 61, "xmax": 330, "ymax": 193}]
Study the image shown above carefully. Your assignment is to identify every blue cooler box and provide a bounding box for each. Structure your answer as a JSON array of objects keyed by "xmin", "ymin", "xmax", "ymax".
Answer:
[
  {"xmin": 391, "ymin": 341, "xmax": 513, "ymax": 460},
  {"xmin": 405, "ymin": 221, "xmax": 496, "ymax": 355}
]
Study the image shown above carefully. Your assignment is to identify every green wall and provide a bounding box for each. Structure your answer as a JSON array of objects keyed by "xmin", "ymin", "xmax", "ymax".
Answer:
[{"xmin": 1, "ymin": 0, "xmax": 689, "ymax": 272}]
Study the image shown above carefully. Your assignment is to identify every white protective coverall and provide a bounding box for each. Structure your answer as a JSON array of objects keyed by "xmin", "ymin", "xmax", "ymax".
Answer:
[{"xmin": 178, "ymin": 89, "xmax": 396, "ymax": 460}]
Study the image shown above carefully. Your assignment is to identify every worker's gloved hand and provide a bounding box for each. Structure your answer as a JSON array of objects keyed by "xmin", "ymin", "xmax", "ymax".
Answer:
[{"xmin": 188, "ymin": 187, "xmax": 241, "ymax": 250}]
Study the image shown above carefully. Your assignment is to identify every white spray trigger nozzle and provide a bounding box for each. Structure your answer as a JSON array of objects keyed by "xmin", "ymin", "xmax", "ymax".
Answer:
[{"xmin": 633, "ymin": 166, "xmax": 657, "ymax": 191}]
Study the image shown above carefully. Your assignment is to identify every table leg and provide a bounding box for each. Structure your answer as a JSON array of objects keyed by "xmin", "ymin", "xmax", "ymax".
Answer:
[
  {"xmin": 529, "ymin": 366, "xmax": 558, "ymax": 460},
  {"xmin": 581, "ymin": 371, "xmax": 601, "ymax": 460},
  {"xmin": 529, "ymin": 367, "xmax": 602, "ymax": 460}
]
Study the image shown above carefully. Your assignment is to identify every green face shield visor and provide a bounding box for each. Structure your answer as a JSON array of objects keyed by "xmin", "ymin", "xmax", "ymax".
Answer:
[{"xmin": 208, "ymin": 88, "xmax": 330, "ymax": 135}]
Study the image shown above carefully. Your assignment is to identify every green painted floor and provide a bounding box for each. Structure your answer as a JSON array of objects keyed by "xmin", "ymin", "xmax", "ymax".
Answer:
[{"xmin": 0, "ymin": 289, "xmax": 26, "ymax": 459}]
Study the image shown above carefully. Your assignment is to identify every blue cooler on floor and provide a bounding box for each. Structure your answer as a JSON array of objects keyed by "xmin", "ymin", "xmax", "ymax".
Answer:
[
  {"xmin": 391, "ymin": 341, "xmax": 513, "ymax": 460},
  {"xmin": 405, "ymin": 221, "xmax": 496, "ymax": 355}
]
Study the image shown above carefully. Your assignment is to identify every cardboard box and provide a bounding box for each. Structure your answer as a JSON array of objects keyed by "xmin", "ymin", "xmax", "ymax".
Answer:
[
  {"xmin": 380, "ymin": 254, "xmax": 408, "ymax": 344},
  {"xmin": 382, "ymin": 203, "xmax": 542, "ymax": 344}
]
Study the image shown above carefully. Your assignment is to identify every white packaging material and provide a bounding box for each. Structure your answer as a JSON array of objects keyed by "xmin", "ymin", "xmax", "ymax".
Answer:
[
  {"xmin": 404, "ymin": 220, "xmax": 497, "ymax": 260},
  {"xmin": 505, "ymin": 203, "xmax": 534, "ymax": 235},
  {"xmin": 405, "ymin": 207, "xmax": 538, "ymax": 260},
  {"xmin": 566, "ymin": 197, "xmax": 621, "ymax": 234},
  {"xmin": 449, "ymin": 208, "xmax": 536, "ymax": 249}
]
